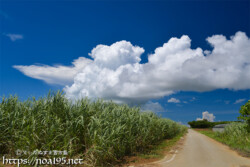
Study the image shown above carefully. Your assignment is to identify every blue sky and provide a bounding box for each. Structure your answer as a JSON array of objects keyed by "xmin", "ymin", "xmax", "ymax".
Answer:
[{"xmin": 1, "ymin": 0, "xmax": 250, "ymax": 124}]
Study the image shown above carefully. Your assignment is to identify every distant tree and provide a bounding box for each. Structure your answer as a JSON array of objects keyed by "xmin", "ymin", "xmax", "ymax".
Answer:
[
  {"xmin": 188, "ymin": 119, "xmax": 211, "ymax": 128},
  {"xmin": 238, "ymin": 100, "xmax": 250, "ymax": 132},
  {"xmin": 188, "ymin": 120, "xmax": 236, "ymax": 129}
]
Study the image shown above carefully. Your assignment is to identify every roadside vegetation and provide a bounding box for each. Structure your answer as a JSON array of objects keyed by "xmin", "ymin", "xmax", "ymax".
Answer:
[
  {"xmin": 128, "ymin": 129, "xmax": 186, "ymax": 165},
  {"xmin": 0, "ymin": 91, "xmax": 187, "ymax": 166},
  {"xmin": 198, "ymin": 123, "xmax": 250, "ymax": 156},
  {"xmin": 193, "ymin": 100, "xmax": 250, "ymax": 157},
  {"xmin": 238, "ymin": 100, "xmax": 250, "ymax": 132}
]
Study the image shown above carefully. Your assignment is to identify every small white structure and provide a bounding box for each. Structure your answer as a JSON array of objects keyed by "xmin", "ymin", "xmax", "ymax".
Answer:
[{"xmin": 212, "ymin": 124, "xmax": 229, "ymax": 132}]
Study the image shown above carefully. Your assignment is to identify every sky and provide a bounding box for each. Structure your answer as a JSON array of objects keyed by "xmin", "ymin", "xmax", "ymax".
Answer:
[{"xmin": 0, "ymin": 0, "xmax": 250, "ymax": 124}]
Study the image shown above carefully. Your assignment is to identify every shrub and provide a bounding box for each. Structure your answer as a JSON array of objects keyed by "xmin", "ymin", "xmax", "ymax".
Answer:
[{"xmin": 214, "ymin": 123, "xmax": 250, "ymax": 154}]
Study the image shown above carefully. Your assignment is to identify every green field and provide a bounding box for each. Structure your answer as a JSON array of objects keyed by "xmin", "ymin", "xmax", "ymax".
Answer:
[{"xmin": 0, "ymin": 91, "xmax": 187, "ymax": 166}]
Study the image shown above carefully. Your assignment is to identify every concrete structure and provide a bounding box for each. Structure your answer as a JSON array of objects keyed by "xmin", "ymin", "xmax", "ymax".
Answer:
[{"xmin": 212, "ymin": 124, "xmax": 229, "ymax": 132}]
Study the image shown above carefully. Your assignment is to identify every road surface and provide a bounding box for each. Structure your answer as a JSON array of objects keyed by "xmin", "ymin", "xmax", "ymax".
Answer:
[{"xmin": 148, "ymin": 129, "xmax": 250, "ymax": 167}]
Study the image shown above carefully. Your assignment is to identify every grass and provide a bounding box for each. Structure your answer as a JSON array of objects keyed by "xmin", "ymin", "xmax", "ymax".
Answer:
[
  {"xmin": 196, "ymin": 123, "xmax": 250, "ymax": 157},
  {"xmin": 137, "ymin": 130, "xmax": 186, "ymax": 159},
  {"xmin": 0, "ymin": 91, "xmax": 187, "ymax": 166},
  {"xmin": 197, "ymin": 129, "xmax": 222, "ymax": 141},
  {"xmin": 123, "ymin": 130, "xmax": 186, "ymax": 166}
]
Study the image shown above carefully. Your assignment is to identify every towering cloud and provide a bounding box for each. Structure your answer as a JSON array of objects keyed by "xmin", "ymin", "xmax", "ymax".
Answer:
[
  {"xmin": 14, "ymin": 32, "xmax": 250, "ymax": 103},
  {"xmin": 197, "ymin": 111, "xmax": 215, "ymax": 122}
]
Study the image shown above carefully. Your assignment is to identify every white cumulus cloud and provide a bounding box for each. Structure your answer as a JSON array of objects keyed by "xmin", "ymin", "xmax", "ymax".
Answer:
[
  {"xmin": 13, "ymin": 57, "xmax": 92, "ymax": 85},
  {"xmin": 168, "ymin": 98, "xmax": 180, "ymax": 103},
  {"xmin": 196, "ymin": 111, "xmax": 215, "ymax": 122},
  {"xmin": 14, "ymin": 32, "xmax": 250, "ymax": 104}
]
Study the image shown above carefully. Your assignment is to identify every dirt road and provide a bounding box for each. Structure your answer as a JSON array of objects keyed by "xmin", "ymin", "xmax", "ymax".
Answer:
[{"xmin": 145, "ymin": 129, "xmax": 250, "ymax": 167}]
